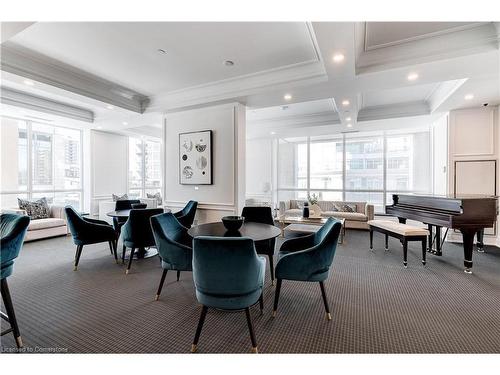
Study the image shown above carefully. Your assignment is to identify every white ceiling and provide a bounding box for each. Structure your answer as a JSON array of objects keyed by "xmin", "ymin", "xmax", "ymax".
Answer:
[
  {"xmin": 363, "ymin": 22, "xmax": 482, "ymax": 50},
  {"xmin": 5, "ymin": 22, "xmax": 318, "ymax": 95},
  {"xmin": 361, "ymin": 82, "xmax": 440, "ymax": 108},
  {"xmin": 1, "ymin": 21, "xmax": 499, "ymax": 135}
]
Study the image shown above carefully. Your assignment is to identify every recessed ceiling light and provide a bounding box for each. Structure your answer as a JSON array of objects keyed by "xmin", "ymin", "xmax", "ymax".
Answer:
[
  {"xmin": 97, "ymin": 126, "xmax": 103, "ymax": 130},
  {"xmin": 157, "ymin": 49, "xmax": 167, "ymax": 54},
  {"xmin": 347, "ymin": 123, "xmax": 352, "ymax": 128},
  {"xmin": 23, "ymin": 79, "xmax": 34, "ymax": 86},
  {"xmin": 223, "ymin": 60, "xmax": 234, "ymax": 66},
  {"xmin": 346, "ymin": 117, "xmax": 352, "ymax": 121},
  {"xmin": 270, "ymin": 131, "xmax": 276, "ymax": 135},
  {"xmin": 342, "ymin": 100, "xmax": 350, "ymax": 106},
  {"xmin": 284, "ymin": 94, "xmax": 292, "ymax": 101},
  {"xmin": 464, "ymin": 94, "xmax": 474, "ymax": 100},
  {"xmin": 122, "ymin": 121, "xmax": 128, "ymax": 126},
  {"xmin": 332, "ymin": 53, "xmax": 345, "ymax": 63},
  {"xmin": 106, "ymin": 104, "xmax": 114, "ymax": 110},
  {"xmin": 407, "ymin": 72, "xmax": 419, "ymax": 81}
]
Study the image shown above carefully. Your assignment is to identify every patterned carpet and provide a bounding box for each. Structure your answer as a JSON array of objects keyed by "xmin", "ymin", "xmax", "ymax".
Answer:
[{"xmin": 1, "ymin": 229, "xmax": 499, "ymax": 353}]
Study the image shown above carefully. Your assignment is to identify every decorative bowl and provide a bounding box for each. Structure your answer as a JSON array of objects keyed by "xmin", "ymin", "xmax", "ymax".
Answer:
[{"xmin": 221, "ymin": 216, "xmax": 244, "ymax": 231}]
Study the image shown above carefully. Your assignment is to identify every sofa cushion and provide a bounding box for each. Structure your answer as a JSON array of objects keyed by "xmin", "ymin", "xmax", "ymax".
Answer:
[
  {"xmin": 322, "ymin": 211, "xmax": 367, "ymax": 222},
  {"xmin": 284, "ymin": 209, "xmax": 303, "ymax": 216},
  {"xmin": 368, "ymin": 220, "xmax": 429, "ymax": 236},
  {"xmin": 28, "ymin": 218, "xmax": 66, "ymax": 231}
]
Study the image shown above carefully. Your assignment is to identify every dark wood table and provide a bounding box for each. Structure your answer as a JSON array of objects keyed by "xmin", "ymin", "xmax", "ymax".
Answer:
[
  {"xmin": 188, "ymin": 222, "xmax": 281, "ymax": 241},
  {"xmin": 106, "ymin": 208, "xmax": 171, "ymax": 259}
]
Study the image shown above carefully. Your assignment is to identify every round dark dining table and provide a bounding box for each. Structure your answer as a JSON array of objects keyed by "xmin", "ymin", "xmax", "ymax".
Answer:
[
  {"xmin": 187, "ymin": 221, "xmax": 281, "ymax": 241},
  {"xmin": 106, "ymin": 207, "xmax": 171, "ymax": 259}
]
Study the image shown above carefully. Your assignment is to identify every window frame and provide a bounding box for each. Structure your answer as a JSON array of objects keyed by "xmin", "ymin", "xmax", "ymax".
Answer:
[
  {"xmin": 127, "ymin": 137, "xmax": 163, "ymax": 199},
  {"xmin": 0, "ymin": 116, "xmax": 84, "ymax": 209}
]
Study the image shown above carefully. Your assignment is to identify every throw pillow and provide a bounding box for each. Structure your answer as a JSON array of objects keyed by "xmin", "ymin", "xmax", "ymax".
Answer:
[
  {"xmin": 18, "ymin": 197, "xmax": 50, "ymax": 220},
  {"xmin": 146, "ymin": 192, "xmax": 163, "ymax": 206},
  {"xmin": 341, "ymin": 204, "xmax": 356, "ymax": 213},
  {"xmin": 112, "ymin": 193, "xmax": 129, "ymax": 202}
]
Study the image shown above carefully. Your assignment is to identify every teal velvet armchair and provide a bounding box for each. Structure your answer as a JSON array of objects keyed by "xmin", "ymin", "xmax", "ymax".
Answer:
[
  {"xmin": 150, "ymin": 212, "xmax": 193, "ymax": 300},
  {"xmin": 120, "ymin": 208, "xmax": 163, "ymax": 274},
  {"xmin": 273, "ymin": 217, "xmax": 342, "ymax": 320},
  {"xmin": 191, "ymin": 236, "xmax": 266, "ymax": 353},
  {"xmin": 1, "ymin": 213, "xmax": 30, "ymax": 348},
  {"xmin": 65, "ymin": 206, "xmax": 118, "ymax": 270},
  {"xmin": 173, "ymin": 200, "xmax": 198, "ymax": 228}
]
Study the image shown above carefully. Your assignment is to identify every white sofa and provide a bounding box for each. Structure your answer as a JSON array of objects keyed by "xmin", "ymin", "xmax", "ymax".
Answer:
[
  {"xmin": 2, "ymin": 205, "xmax": 68, "ymax": 242},
  {"xmin": 98, "ymin": 198, "xmax": 158, "ymax": 224},
  {"xmin": 279, "ymin": 199, "xmax": 374, "ymax": 230}
]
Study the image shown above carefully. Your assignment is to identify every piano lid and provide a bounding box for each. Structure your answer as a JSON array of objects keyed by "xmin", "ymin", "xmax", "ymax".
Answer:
[{"xmin": 391, "ymin": 193, "xmax": 498, "ymax": 200}]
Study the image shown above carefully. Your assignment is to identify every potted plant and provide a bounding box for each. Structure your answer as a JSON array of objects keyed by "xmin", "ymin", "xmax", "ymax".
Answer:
[{"xmin": 307, "ymin": 193, "xmax": 321, "ymax": 217}]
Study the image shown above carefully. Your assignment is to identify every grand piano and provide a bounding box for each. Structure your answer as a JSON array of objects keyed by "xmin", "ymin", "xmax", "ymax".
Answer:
[{"xmin": 386, "ymin": 194, "xmax": 498, "ymax": 273}]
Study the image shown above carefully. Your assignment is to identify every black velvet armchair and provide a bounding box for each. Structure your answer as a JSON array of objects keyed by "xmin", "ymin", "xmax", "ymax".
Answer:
[{"xmin": 173, "ymin": 200, "xmax": 198, "ymax": 228}]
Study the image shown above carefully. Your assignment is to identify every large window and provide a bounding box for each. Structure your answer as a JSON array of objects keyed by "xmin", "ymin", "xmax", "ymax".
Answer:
[
  {"xmin": 0, "ymin": 117, "xmax": 83, "ymax": 209},
  {"xmin": 276, "ymin": 128, "xmax": 432, "ymax": 213},
  {"xmin": 128, "ymin": 137, "xmax": 162, "ymax": 199}
]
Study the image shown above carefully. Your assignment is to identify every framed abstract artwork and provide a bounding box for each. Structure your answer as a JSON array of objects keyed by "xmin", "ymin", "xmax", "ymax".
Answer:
[{"xmin": 179, "ymin": 130, "xmax": 213, "ymax": 185}]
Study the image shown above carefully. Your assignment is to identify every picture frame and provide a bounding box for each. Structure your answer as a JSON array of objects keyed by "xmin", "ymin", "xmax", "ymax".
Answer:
[{"xmin": 179, "ymin": 130, "xmax": 213, "ymax": 185}]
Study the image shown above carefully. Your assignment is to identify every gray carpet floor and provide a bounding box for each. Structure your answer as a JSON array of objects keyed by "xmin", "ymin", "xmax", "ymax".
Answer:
[{"xmin": 1, "ymin": 230, "xmax": 499, "ymax": 353}]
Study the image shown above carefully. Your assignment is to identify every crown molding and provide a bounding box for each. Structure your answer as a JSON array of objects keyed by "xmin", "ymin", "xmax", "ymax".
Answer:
[
  {"xmin": 357, "ymin": 101, "xmax": 430, "ymax": 122},
  {"xmin": 149, "ymin": 60, "xmax": 327, "ymax": 112},
  {"xmin": 0, "ymin": 86, "xmax": 94, "ymax": 123},
  {"xmin": 248, "ymin": 110, "xmax": 340, "ymax": 130},
  {"xmin": 0, "ymin": 44, "xmax": 150, "ymax": 113},
  {"xmin": 356, "ymin": 22, "xmax": 500, "ymax": 74}
]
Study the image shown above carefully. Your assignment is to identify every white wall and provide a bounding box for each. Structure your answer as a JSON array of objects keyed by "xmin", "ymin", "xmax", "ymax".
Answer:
[
  {"xmin": 432, "ymin": 114, "xmax": 448, "ymax": 195},
  {"xmin": 163, "ymin": 103, "xmax": 246, "ymax": 223},
  {"xmin": 447, "ymin": 106, "xmax": 499, "ymax": 245},
  {"xmin": 246, "ymin": 138, "xmax": 273, "ymax": 201},
  {"xmin": 89, "ymin": 130, "xmax": 128, "ymax": 216}
]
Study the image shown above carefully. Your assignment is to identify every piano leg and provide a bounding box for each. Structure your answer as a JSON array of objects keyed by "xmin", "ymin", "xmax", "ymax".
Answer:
[
  {"xmin": 460, "ymin": 228, "xmax": 476, "ymax": 274},
  {"xmin": 435, "ymin": 226, "xmax": 442, "ymax": 256},
  {"xmin": 402, "ymin": 240, "xmax": 408, "ymax": 268},
  {"xmin": 427, "ymin": 224, "xmax": 433, "ymax": 253},
  {"xmin": 476, "ymin": 229, "xmax": 485, "ymax": 253}
]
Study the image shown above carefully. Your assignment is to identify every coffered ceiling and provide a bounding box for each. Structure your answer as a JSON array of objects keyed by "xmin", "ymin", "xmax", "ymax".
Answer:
[{"xmin": 1, "ymin": 21, "xmax": 499, "ymax": 134}]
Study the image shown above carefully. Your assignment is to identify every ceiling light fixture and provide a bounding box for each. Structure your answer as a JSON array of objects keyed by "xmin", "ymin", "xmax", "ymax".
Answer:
[
  {"xmin": 342, "ymin": 100, "xmax": 350, "ymax": 106},
  {"xmin": 97, "ymin": 126, "xmax": 103, "ymax": 130},
  {"xmin": 464, "ymin": 94, "xmax": 474, "ymax": 100},
  {"xmin": 122, "ymin": 122, "xmax": 128, "ymax": 126},
  {"xmin": 157, "ymin": 49, "xmax": 167, "ymax": 54},
  {"xmin": 332, "ymin": 53, "xmax": 345, "ymax": 63},
  {"xmin": 346, "ymin": 117, "xmax": 352, "ymax": 121},
  {"xmin": 407, "ymin": 72, "xmax": 419, "ymax": 81},
  {"xmin": 106, "ymin": 104, "xmax": 114, "ymax": 110},
  {"xmin": 270, "ymin": 131, "xmax": 276, "ymax": 135},
  {"xmin": 23, "ymin": 79, "xmax": 35, "ymax": 86},
  {"xmin": 223, "ymin": 60, "xmax": 234, "ymax": 66},
  {"xmin": 284, "ymin": 94, "xmax": 292, "ymax": 101},
  {"xmin": 347, "ymin": 123, "xmax": 353, "ymax": 128}
]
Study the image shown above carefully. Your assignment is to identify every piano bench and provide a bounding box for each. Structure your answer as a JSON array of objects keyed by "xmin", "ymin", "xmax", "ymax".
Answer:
[{"xmin": 368, "ymin": 220, "xmax": 429, "ymax": 268}]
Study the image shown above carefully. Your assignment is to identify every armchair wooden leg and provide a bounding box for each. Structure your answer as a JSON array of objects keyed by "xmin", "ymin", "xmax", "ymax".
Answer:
[
  {"xmin": 191, "ymin": 305, "xmax": 208, "ymax": 353},
  {"xmin": 74, "ymin": 245, "xmax": 83, "ymax": 271},
  {"xmin": 155, "ymin": 269, "xmax": 168, "ymax": 301},
  {"xmin": 245, "ymin": 307, "xmax": 258, "ymax": 353},
  {"xmin": 269, "ymin": 255, "xmax": 275, "ymax": 285},
  {"xmin": 259, "ymin": 292, "xmax": 264, "ymax": 315},
  {"xmin": 108, "ymin": 241, "xmax": 114, "ymax": 255},
  {"xmin": 112, "ymin": 240, "xmax": 118, "ymax": 263},
  {"xmin": 176, "ymin": 270, "xmax": 181, "ymax": 281},
  {"xmin": 1, "ymin": 279, "xmax": 23, "ymax": 348},
  {"xmin": 121, "ymin": 245, "xmax": 126, "ymax": 264},
  {"xmin": 319, "ymin": 281, "xmax": 332, "ymax": 321},
  {"xmin": 126, "ymin": 248, "xmax": 135, "ymax": 274},
  {"xmin": 272, "ymin": 279, "xmax": 282, "ymax": 317}
]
